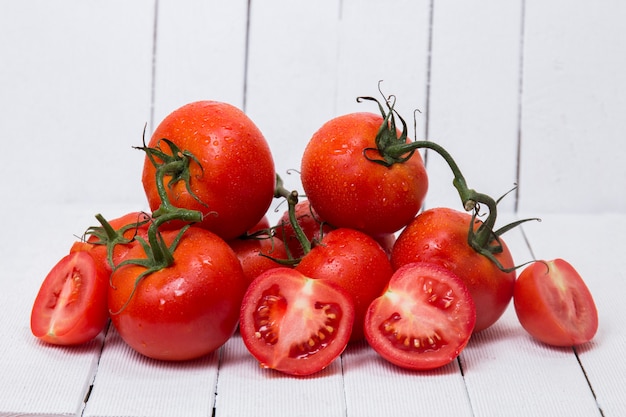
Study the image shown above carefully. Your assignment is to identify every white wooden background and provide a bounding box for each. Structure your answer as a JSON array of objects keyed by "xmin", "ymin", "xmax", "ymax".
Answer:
[{"xmin": 1, "ymin": 1, "xmax": 625, "ymax": 416}]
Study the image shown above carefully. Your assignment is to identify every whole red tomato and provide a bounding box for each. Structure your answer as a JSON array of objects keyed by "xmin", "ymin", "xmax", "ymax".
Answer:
[
  {"xmin": 296, "ymin": 228, "xmax": 393, "ymax": 342},
  {"xmin": 391, "ymin": 207, "xmax": 516, "ymax": 333},
  {"xmin": 141, "ymin": 101, "xmax": 276, "ymax": 240},
  {"xmin": 300, "ymin": 111, "xmax": 428, "ymax": 235},
  {"xmin": 109, "ymin": 227, "xmax": 247, "ymax": 361},
  {"xmin": 514, "ymin": 258, "xmax": 598, "ymax": 346}
]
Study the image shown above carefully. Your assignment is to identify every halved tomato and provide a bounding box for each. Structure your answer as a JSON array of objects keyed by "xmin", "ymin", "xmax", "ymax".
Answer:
[
  {"xmin": 513, "ymin": 258, "xmax": 598, "ymax": 346},
  {"xmin": 239, "ymin": 268, "xmax": 354, "ymax": 376},
  {"xmin": 30, "ymin": 251, "xmax": 109, "ymax": 345},
  {"xmin": 364, "ymin": 262, "xmax": 476, "ymax": 370}
]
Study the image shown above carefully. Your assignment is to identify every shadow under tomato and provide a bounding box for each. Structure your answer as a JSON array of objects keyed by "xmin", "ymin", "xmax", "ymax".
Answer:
[{"xmin": 342, "ymin": 340, "xmax": 462, "ymax": 376}]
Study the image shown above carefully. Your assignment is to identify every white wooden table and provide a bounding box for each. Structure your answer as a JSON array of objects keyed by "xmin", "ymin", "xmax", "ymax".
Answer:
[{"xmin": 1, "ymin": 1, "xmax": 624, "ymax": 416}]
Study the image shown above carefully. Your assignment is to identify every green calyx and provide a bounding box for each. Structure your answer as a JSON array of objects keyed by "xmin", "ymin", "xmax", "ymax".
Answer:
[
  {"xmin": 358, "ymin": 92, "xmax": 539, "ymax": 273},
  {"xmin": 84, "ymin": 212, "xmax": 150, "ymax": 271},
  {"xmin": 107, "ymin": 134, "xmax": 206, "ymax": 315},
  {"xmin": 134, "ymin": 132, "xmax": 210, "ymax": 218},
  {"xmin": 357, "ymin": 94, "xmax": 416, "ymax": 168}
]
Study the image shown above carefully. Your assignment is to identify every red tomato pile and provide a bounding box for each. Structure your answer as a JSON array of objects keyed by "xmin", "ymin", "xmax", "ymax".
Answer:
[{"xmin": 30, "ymin": 95, "xmax": 598, "ymax": 376}]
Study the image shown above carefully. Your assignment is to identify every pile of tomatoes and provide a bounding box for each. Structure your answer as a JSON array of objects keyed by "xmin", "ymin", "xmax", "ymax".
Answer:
[{"xmin": 30, "ymin": 96, "xmax": 598, "ymax": 376}]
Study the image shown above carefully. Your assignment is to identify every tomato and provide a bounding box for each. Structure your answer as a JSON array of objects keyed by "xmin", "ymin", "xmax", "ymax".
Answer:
[
  {"xmin": 300, "ymin": 112, "xmax": 428, "ymax": 235},
  {"xmin": 239, "ymin": 268, "xmax": 354, "ymax": 376},
  {"xmin": 141, "ymin": 101, "xmax": 276, "ymax": 240},
  {"xmin": 229, "ymin": 234, "xmax": 289, "ymax": 285},
  {"xmin": 295, "ymin": 228, "xmax": 393, "ymax": 342},
  {"xmin": 513, "ymin": 259, "xmax": 598, "ymax": 346},
  {"xmin": 275, "ymin": 199, "xmax": 334, "ymax": 259},
  {"xmin": 70, "ymin": 211, "xmax": 151, "ymax": 273},
  {"xmin": 364, "ymin": 262, "xmax": 476, "ymax": 370},
  {"xmin": 391, "ymin": 207, "xmax": 516, "ymax": 332},
  {"xmin": 109, "ymin": 227, "xmax": 247, "ymax": 361},
  {"xmin": 30, "ymin": 251, "xmax": 109, "ymax": 345}
]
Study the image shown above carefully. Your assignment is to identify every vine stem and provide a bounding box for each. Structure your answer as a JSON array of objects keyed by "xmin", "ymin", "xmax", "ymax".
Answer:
[
  {"xmin": 273, "ymin": 174, "xmax": 312, "ymax": 256},
  {"xmin": 387, "ymin": 140, "xmax": 497, "ymax": 250},
  {"xmin": 357, "ymin": 91, "xmax": 541, "ymax": 272}
]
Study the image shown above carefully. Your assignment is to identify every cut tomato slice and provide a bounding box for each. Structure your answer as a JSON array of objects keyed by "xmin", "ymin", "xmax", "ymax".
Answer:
[
  {"xmin": 30, "ymin": 251, "xmax": 109, "ymax": 345},
  {"xmin": 239, "ymin": 268, "xmax": 354, "ymax": 376},
  {"xmin": 364, "ymin": 262, "xmax": 476, "ymax": 370},
  {"xmin": 514, "ymin": 258, "xmax": 598, "ymax": 346}
]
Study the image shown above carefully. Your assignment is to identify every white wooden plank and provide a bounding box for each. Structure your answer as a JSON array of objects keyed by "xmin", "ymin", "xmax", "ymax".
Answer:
[
  {"xmin": 0, "ymin": 1, "xmax": 154, "ymax": 413},
  {"xmin": 214, "ymin": 333, "xmax": 346, "ymax": 417},
  {"xmin": 151, "ymin": 0, "xmax": 249, "ymax": 130},
  {"xmin": 518, "ymin": 213, "xmax": 626, "ymax": 417},
  {"xmin": 83, "ymin": 327, "xmax": 219, "ymax": 417},
  {"xmin": 519, "ymin": 0, "xmax": 626, "ymax": 213},
  {"xmin": 342, "ymin": 341, "xmax": 473, "ymax": 417},
  {"xmin": 426, "ymin": 0, "xmax": 523, "ymax": 213},
  {"xmin": 244, "ymin": 0, "xmax": 341, "ymax": 224},
  {"xmin": 462, "ymin": 308, "xmax": 601, "ymax": 417},
  {"xmin": 0, "ymin": 0, "xmax": 154, "ymax": 208}
]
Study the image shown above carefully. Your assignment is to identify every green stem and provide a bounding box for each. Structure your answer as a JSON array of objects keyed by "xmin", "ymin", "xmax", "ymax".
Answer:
[
  {"xmin": 358, "ymin": 90, "xmax": 540, "ymax": 273},
  {"xmin": 274, "ymin": 174, "xmax": 312, "ymax": 256}
]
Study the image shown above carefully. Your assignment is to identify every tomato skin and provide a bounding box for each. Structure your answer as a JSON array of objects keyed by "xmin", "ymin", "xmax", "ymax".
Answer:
[
  {"xmin": 295, "ymin": 228, "xmax": 393, "ymax": 342},
  {"xmin": 239, "ymin": 268, "xmax": 354, "ymax": 376},
  {"xmin": 142, "ymin": 101, "xmax": 276, "ymax": 240},
  {"xmin": 109, "ymin": 227, "xmax": 247, "ymax": 361},
  {"xmin": 391, "ymin": 207, "xmax": 516, "ymax": 332},
  {"xmin": 229, "ymin": 235, "xmax": 289, "ymax": 285},
  {"xmin": 514, "ymin": 259, "xmax": 598, "ymax": 346},
  {"xmin": 364, "ymin": 262, "xmax": 476, "ymax": 370},
  {"xmin": 300, "ymin": 112, "xmax": 428, "ymax": 236},
  {"xmin": 31, "ymin": 251, "xmax": 109, "ymax": 345}
]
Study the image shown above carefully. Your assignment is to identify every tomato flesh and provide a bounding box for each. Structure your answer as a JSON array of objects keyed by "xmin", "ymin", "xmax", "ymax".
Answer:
[
  {"xmin": 31, "ymin": 251, "xmax": 109, "ymax": 345},
  {"xmin": 239, "ymin": 268, "xmax": 354, "ymax": 376},
  {"xmin": 514, "ymin": 258, "xmax": 598, "ymax": 346},
  {"xmin": 364, "ymin": 262, "xmax": 476, "ymax": 370}
]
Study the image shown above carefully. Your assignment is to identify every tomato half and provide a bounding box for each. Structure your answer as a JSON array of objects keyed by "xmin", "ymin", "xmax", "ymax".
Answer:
[
  {"xmin": 31, "ymin": 251, "xmax": 109, "ymax": 345},
  {"xmin": 364, "ymin": 262, "xmax": 476, "ymax": 370},
  {"xmin": 295, "ymin": 228, "xmax": 393, "ymax": 342},
  {"xmin": 300, "ymin": 112, "xmax": 428, "ymax": 236},
  {"xmin": 109, "ymin": 227, "xmax": 247, "ymax": 361},
  {"xmin": 141, "ymin": 101, "xmax": 276, "ymax": 240},
  {"xmin": 392, "ymin": 207, "xmax": 516, "ymax": 332},
  {"xmin": 513, "ymin": 259, "xmax": 598, "ymax": 346},
  {"xmin": 239, "ymin": 268, "xmax": 354, "ymax": 376}
]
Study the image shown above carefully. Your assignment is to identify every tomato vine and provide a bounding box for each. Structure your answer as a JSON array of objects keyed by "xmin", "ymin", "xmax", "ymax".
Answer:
[{"xmin": 358, "ymin": 89, "xmax": 538, "ymax": 272}]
